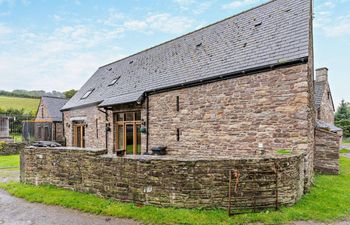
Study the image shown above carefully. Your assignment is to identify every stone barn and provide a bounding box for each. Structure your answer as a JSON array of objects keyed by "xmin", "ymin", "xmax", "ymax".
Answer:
[
  {"xmin": 22, "ymin": 96, "xmax": 68, "ymax": 144},
  {"xmin": 314, "ymin": 68, "xmax": 342, "ymax": 174},
  {"xmin": 21, "ymin": 0, "xmax": 320, "ymax": 211}
]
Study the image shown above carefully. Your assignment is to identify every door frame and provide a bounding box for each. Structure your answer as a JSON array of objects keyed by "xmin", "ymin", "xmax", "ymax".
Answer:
[
  {"xmin": 114, "ymin": 111, "xmax": 141, "ymax": 155},
  {"xmin": 73, "ymin": 123, "xmax": 85, "ymax": 148}
]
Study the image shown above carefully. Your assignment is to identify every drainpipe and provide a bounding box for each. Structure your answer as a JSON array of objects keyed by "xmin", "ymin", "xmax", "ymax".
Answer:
[
  {"xmin": 146, "ymin": 94, "xmax": 150, "ymax": 154},
  {"xmin": 98, "ymin": 108, "xmax": 109, "ymax": 151},
  {"xmin": 62, "ymin": 112, "xmax": 66, "ymax": 146}
]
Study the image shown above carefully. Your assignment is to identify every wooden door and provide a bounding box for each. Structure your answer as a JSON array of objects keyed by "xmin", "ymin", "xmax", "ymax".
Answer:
[{"xmin": 73, "ymin": 124, "xmax": 85, "ymax": 148}]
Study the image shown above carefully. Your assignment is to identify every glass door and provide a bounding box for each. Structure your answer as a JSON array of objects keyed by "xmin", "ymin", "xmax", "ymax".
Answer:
[{"xmin": 114, "ymin": 111, "xmax": 141, "ymax": 155}]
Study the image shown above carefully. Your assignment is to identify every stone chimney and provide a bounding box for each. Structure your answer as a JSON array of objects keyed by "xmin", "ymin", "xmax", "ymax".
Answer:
[{"xmin": 316, "ymin": 67, "xmax": 328, "ymax": 82}]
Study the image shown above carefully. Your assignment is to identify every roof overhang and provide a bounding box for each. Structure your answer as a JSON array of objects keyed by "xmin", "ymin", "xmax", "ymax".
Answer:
[{"xmin": 98, "ymin": 91, "xmax": 144, "ymax": 108}]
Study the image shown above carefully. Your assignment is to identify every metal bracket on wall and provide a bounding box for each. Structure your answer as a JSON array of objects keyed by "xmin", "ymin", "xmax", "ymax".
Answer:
[{"xmin": 227, "ymin": 163, "xmax": 280, "ymax": 216}]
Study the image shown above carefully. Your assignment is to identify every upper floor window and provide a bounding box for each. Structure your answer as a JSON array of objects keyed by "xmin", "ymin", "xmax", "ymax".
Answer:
[
  {"xmin": 81, "ymin": 89, "xmax": 94, "ymax": 99},
  {"xmin": 108, "ymin": 76, "xmax": 121, "ymax": 86}
]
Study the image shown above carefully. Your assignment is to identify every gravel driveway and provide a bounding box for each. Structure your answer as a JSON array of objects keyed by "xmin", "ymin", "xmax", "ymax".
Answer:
[
  {"xmin": 0, "ymin": 165, "xmax": 140, "ymax": 225},
  {"xmin": 0, "ymin": 189, "xmax": 140, "ymax": 225}
]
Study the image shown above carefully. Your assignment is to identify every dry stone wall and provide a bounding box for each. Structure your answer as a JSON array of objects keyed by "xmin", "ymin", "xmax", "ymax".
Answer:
[
  {"xmin": 21, "ymin": 147, "xmax": 305, "ymax": 210},
  {"xmin": 0, "ymin": 142, "xmax": 25, "ymax": 155},
  {"xmin": 314, "ymin": 128, "xmax": 340, "ymax": 174}
]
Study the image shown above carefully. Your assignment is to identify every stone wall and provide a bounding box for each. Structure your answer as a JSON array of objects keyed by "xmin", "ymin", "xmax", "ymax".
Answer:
[
  {"xmin": 63, "ymin": 106, "xmax": 110, "ymax": 150},
  {"xmin": 0, "ymin": 142, "xmax": 25, "ymax": 155},
  {"xmin": 314, "ymin": 128, "xmax": 340, "ymax": 174},
  {"xmin": 63, "ymin": 63, "xmax": 314, "ymax": 189},
  {"xmin": 21, "ymin": 147, "xmax": 305, "ymax": 210},
  {"xmin": 316, "ymin": 82, "xmax": 334, "ymax": 125},
  {"xmin": 147, "ymin": 64, "xmax": 312, "ymax": 157}
]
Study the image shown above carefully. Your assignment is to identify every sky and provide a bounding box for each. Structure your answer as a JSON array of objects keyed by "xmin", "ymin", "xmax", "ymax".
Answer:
[{"xmin": 0, "ymin": 0, "xmax": 349, "ymax": 107}]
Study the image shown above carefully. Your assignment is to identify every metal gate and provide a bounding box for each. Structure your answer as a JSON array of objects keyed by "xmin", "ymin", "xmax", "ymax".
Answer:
[{"xmin": 228, "ymin": 162, "xmax": 279, "ymax": 216}]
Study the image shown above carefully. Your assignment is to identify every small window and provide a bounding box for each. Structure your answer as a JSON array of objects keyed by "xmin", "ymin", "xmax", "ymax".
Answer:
[
  {"xmin": 177, "ymin": 128, "xmax": 180, "ymax": 141},
  {"xmin": 176, "ymin": 96, "xmax": 180, "ymax": 112},
  {"xmin": 81, "ymin": 89, "xmax": 94, "ymax": 99},
  {"xmin": 108, "ymin": 76, "xmax": 121, "ymax": 86}
]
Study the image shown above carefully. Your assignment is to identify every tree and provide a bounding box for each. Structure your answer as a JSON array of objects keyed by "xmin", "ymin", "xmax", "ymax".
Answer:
[
  {"xmin": 64, "ymin": 89, "xmax": 78, "ymax": 99},
  {"xmin": 335, "ymin": 100, "xmax": 350, "ymax": 121},
  {"xmin": 335, "ymin": 99, "xmax": 350, "ymax": 137}
]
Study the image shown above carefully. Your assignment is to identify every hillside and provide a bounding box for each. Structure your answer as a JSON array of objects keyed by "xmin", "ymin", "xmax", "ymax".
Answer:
[{"xmin": 0, "ymin": 96, "xmax": 40, "ymax": 115}]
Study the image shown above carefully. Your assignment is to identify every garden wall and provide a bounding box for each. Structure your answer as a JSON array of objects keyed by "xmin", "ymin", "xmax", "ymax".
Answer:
[
  {"xmin": 314, "ymin": 128, "xmax": 341, "ymax": 174},
  {"xmin": 21, "ymin": 147, "xmax": 305, "ymax": 210},
  {"xmin": 0, "ymin": 142, "xmax": 25, "ymax": 155}
]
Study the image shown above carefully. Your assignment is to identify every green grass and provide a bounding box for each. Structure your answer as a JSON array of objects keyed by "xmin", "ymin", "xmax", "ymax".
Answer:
[
  {"xmin": 10, "ymin": 133, "xmax": 23, "ymax": 143},
  {"xmin": 340, "ymin": 148, "xmax": 350, "ymax": 153},
  {"xmin": 0, "ymin": 155, "xmax": 20, "ymax": 168},
  {"xmin": 343, "ymin": 138, "xmax": 350, "ymax": 144},
  {"xmin": 0, "ymin": 157, "xmax": 350, "ymax": 225},
  {"xmin": 276, "ymin": 149, "xmax": 292, "ymax": 155},
  {"xmin": 0, "ymin": 95, "xmax": 39, "ymax": 114}
]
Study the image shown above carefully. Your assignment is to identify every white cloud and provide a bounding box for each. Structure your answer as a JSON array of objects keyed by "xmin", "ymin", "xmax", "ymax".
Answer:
[
  {"xmin": 0, "ymin": 24, "xmax": 11, "ymax": 37},
  {"xmin": 222, "ymin": 0, "xmax": 258, "ymax": 9},
  {"xmin": 0, "ymin": 22, "xmax": 126, "ymax": 92},
  {"xmin": 322, "ymin": 17, "xmax": 350, "ymax": 37},
  {"xmin": 124, "ymin": 13, "xmax": 194, "ymax": 34},
  {"xmin": 173, "ymin": 0, "xmax": 195, "ymax": 9}
]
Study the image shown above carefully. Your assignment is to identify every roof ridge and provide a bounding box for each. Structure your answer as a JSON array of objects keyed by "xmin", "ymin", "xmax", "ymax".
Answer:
[
  {"xmin": 99, "ymin": 0, "xmax": 277, "ymax": 69},
  {"xmin": 42, "ymin": 96, "xmax": 67, "ymax": 100}
]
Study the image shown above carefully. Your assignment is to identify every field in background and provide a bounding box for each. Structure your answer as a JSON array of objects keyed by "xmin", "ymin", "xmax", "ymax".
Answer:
[{"xmin": 0, "ymin": 96, "xmax": 40, "ymax": 115}]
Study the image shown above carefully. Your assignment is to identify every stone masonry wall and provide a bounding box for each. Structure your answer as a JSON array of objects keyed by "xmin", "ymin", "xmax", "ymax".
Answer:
[
  {"xmin": 317, "ymin": 83, "xmax": 335, "ymax": 125},
  {"xmin": 147, "ymin": 64, "xmax": 312, "ymax": 157},
  {"xmin": 21, "ymin": 147, "xmax": 305, "ymax": 210},
  {"xmin": 0, "ymin": 142, "xmax": 25, "ymax": 155},
  {"xmin": 315, "ymin": 128, "xmax": 340, "ymax": 174},
  {"xmin": 63, "ymin": 106, "xmax": 110, "ymax": 150}
]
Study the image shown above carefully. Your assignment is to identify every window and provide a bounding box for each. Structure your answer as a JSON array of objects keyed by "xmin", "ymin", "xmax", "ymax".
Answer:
[
  {"xmin": 96, "ymin": 118, "xmax": 99, "ymax": 139},
  {"xmin": 176, "ymin": 96, "xmax": 180, "ymax": 112},
  {"xmin": 108, "ymin": 76, "xmax": 121, "ymax": 86},
  {"xmin": 81, "ymin": 89, "xmax": 94, "ymax": 99},
  {"xmin": 177, "ymin": 128, "xmax": 180, "ymax": 141}
]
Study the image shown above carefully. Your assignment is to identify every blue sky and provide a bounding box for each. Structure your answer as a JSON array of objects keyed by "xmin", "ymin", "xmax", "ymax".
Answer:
[{"xmin": 0, "ymin": 0, "xmax": 349, "ymax": 107}]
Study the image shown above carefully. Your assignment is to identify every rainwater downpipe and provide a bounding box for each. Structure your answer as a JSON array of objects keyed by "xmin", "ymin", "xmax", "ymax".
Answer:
[
  {"xmin": 146, "ymin": 94, "xmax": 149, "ymax": 154},
  {"xmin": 98, "ymin": 108, "xmax": 109, "ymax": 151}
]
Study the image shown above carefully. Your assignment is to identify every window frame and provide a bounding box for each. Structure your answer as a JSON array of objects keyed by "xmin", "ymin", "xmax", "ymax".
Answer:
[
  {"xmin": 81, "ymin": 89, "xmax": 95, "ymax": 99},
  {"xmin": 108, "ymin": 76, "xmax": 121, "ymax": 86}
]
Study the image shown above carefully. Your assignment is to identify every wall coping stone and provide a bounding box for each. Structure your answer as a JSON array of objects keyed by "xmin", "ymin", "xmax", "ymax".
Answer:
[
  {"xmin": 25, "ymin": 146, "xmax": 107, "ymax": 155},
  {"xmin": 315, "ymin": 127, "xmax": 342, "ymax": 136},
  {"xmin": 101, "ymin": 151, "xmax": 304, "ymax": 162}
]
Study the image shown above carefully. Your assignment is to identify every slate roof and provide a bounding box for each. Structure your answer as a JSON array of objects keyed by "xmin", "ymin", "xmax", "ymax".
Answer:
[
  {"xmin": 62, "ymin": 0, "xmax": 311, "ymax": 111},
  {"xmin": 41, "ymin": 96, "xmax": 68, "ymax": 122},
  {"xmin": 314, "ymin": 81, "xmax": 325, "ymax": 109},
  {"xmin": 316, "ymin": 120, "xmax": 342, "ymax": 133}
]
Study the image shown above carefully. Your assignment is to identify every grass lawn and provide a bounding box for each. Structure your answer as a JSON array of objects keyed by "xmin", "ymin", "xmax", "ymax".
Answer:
[
  {"xmin": 10, "ymin": 133, "xmax": 23, "ymax": 143},
  {"xmin": 0, "ymin": 95, "xmax": 40, "ymax": 114},
  {"xmin": 340, "ymin": 148, "xmax": 350, "ymax": 153},
  {"xmin": 0, "ymin": 156, "xmax": 349, "ymax": 225},
  {"xmin": 0, "ymin": 154, "xmax": 20, "ymax": 168},
  {"xmin": 343, "ymin": 138, "xmax": 350, "ymax": 144}
]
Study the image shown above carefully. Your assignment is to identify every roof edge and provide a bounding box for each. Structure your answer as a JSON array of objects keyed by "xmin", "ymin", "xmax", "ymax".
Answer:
[{"xmin": 147, "ymin": 57, "xmax": 308, "ymax": 95}]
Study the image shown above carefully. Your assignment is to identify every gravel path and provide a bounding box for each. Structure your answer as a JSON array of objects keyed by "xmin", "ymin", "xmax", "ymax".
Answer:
[
  {"xmin": 0, "ymin": 189, "xmax": 141, "ymax": 225},
  {"xmin": 0, "ymin": 167, "xmax": 140, "ymax": 225}
]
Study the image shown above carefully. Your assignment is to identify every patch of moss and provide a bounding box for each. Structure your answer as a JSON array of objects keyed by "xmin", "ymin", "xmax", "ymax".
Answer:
[{"xmin": 276, "ymin": 149, "xmax": 292, "ymax": 155}]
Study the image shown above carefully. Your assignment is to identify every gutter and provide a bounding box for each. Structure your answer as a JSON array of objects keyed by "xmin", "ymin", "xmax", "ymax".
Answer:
[
  {"xmin": 98, "ymin": 108, "xmax": 109, "ymax": 151},
  {"xmin": 146, "ymin": 57, "xmax": 308, "ymax": 95}
]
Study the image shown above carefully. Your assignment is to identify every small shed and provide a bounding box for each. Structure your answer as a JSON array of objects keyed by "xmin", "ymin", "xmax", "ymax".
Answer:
[{"xmin": 0, "ymin": 116, "xmax": 10, "ymax": 139}]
